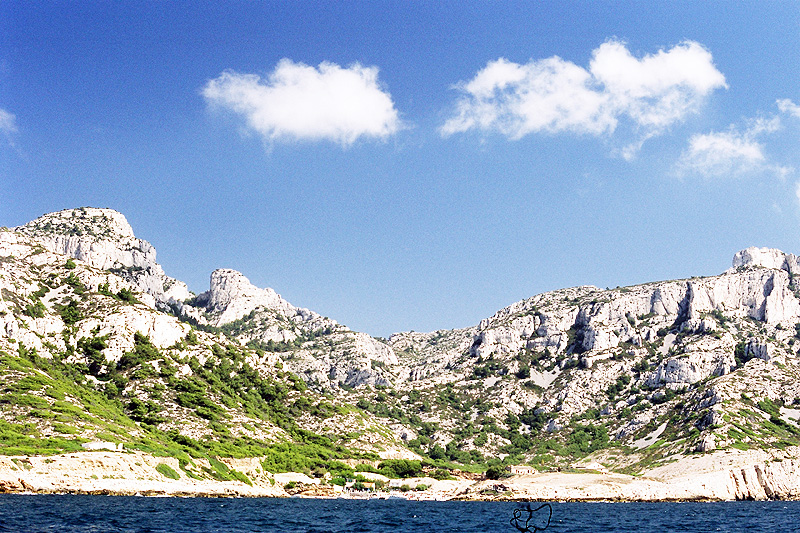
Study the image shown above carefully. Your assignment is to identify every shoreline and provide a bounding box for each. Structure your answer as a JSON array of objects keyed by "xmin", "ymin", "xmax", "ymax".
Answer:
[{"xmin": 2, "ymin": 449, "xmax": 800, "ymax": 501}]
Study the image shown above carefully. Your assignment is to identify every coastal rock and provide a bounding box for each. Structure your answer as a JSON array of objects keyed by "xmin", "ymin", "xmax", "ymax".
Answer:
[
  {"xmin": 0, "ymin": 452, "xmax": 286, "ymax": 498},
  {"xmin": 15, "ymin": 208, "xmax": 191, "ymax": 306},
  {"xmin": 696, "ymin": 435, "xmax": 716, "ymax": 452},
  {"xmin": 729, "ymin": 459, "xmax": 800, "ymax": 500}
]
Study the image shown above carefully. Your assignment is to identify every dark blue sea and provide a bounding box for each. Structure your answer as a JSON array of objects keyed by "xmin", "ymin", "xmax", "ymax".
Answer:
[{"xmin": 1, "ymin": 495, "xmax": 799, "ymax": 532}]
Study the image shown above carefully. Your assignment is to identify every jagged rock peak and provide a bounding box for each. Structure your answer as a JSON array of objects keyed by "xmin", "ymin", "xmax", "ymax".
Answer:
[
  {"xmin": 17, "ymin": 207, "xmax": 136, "ymax": 241},
  {"xmin": 200, "ymin": 269, "xmax": 285, "ymax": 316},
  {"xmin": 731, "ymin": 247, "xmax": 799, "ymax": 273},
  {"xmin": 193, "ymin": 268, "xmax": 334, "ymax": 329}
]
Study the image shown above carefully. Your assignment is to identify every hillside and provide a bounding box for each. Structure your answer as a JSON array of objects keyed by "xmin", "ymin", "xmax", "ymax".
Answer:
[{"xmin": 3, "ymin": 207, "xmax": 800, "ymax": 499}]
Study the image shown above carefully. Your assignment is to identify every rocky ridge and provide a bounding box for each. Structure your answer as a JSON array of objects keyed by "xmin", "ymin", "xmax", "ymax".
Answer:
[
  {"xmin": 4, "ymin": 209, "xmax": 800, "ymax": 500},
  {"xmin": 15, "ymin": 208, "xmax": 192, "ymax": 308}
]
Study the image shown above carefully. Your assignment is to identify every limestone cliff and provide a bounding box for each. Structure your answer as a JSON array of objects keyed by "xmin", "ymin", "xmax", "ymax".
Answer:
[
  {"xmin": 186, "ymin": 268, "xmax": 397, "ymax": 390},
  {"xmin": 5, "ymin": 207, "xmax": 800, "ymax": 499},
  {"xmin": 15, "ymin": 208, "xmax": 191, "ymax": 307}
]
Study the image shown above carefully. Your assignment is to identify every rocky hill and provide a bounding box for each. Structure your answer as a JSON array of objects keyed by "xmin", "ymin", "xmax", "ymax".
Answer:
[{"xmin": 3, "ymin": 207, "xmax": 800, "ymax": 499}]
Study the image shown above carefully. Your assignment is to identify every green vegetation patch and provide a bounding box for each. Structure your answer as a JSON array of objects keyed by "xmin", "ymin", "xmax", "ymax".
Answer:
[{"xmin": 156, "ymin": 463, "xmax": 180, "ymax": 480}]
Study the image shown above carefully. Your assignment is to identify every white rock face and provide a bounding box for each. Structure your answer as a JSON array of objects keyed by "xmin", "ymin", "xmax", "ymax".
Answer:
[
  {"xmin": 731, "ymin": 247, "xmax": 799, "ymax": 272},
  {"xmin": 192, "ymin": 268, "xmax": 339, "ymax": 335},
  {"xmin": 394, "ymin": 246, "xmax": 800, "ymax": 421},
  {"xmin": 696, "ymin": 435, "xmax": 716, "ymax": 452},
  {"xmin": 745, "ymin": 338, "xmax": 773, "ymax": 362},
  {"xmin": 16, "ymin": 208, "xmax": 191, "ymax": 306},
  {"xmin": 197, "ymin": 269, "xmax": 292, "ymax": 326},
  {"xmin": 74, "ymin": 307, "xmax": 190, "ymax": 363},
  {"xmin": 189, "ymin": 268, "xmax": 401, "ymax": 390},
  {"xmin": 0, "ymin": 226, "xmax": 190, "ymax": 367},
  {"xmin": 646, "ymin": 350, "xmax": 734, "ymax": 388},
  {"xmin": 471, "ymin": 259, "xmax": 800, "ymax": 371},
  {"xmin": 729, "ymin": 459, "xmax": 800, "ymax": 500},
  {"xmin": 287, "ymin": 330, "xmax": 399, "ymax": 389}
]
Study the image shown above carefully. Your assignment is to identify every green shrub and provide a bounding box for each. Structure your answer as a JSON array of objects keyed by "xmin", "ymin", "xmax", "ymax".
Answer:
[
  {"xmin": 566, "ymin": 424, "xmax": 609, "ymax": 455},
  {"xmin": 78, "ymin": 335, "xmax": 108, "ymax": 375},
  {"xmin": 98, "ymin": 283, "xmax": 114, "ymax": 297},
  {"xmin": 24, "ymin": 299, "xmax": 47, "ymax": 318},
  {"xmin": 430, "ymin": 468, "xmax": 453, "ymax": 480},
  {"xmin": 205, "ymin": 456, "xmax": 252, "ymax": 485},
  {"xmin": 32, "ymin": 285, "xmax": 49, "ymax": 299},
  {"xmin": 378, "ymin": 459, "xmax": 422, "ymax": 478},
  {"xmin": 156, "ymin": 463, "xmax": 180, "ymax": 480},
  {"xmin": 485, "ymin": 464, "xmax": 509, "ymax": 479},
  {"xmin": 116, "ymin": 288, "xmax": 138, "ymax": 304},
  {"xmin": 64, "ymin": 273, "xmax": 85, "ymax": 294},
  {"xmin": 758, "ymin": 398, "xmax": 781, "ymax": 417},
  {"xmin": 58, "ymin": 300, "xmax": 83, "ymax": 325},
  {"xmin": 734, "ymin": 341, "xmax": 751, "ymax": 367},
  {"xmin": 117, "ymin": 333, "xmax": 161, "ymax": 370},
  {"xmin": 519, "ymin": 407, "xmax": 549, "ymax": 432}
]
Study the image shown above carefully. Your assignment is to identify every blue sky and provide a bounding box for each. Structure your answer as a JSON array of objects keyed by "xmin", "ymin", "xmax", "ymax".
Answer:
[{"xmin": 2, "ymin": 1, "xmax": 800, "ymax": 337}]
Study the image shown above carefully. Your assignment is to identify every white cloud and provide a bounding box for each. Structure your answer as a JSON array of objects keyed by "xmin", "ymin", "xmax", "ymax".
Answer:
[
  {"xmin": 203, "ymin": 59, "xmax": 401, "ymax": 146},
  {"xmin": 678, "ymin": 113, "xmax": 788, "ymax": 178},
  {"xmin": 441, "ymin": 39, "xmax": 726, "ymax": 154},
  {"xmin": 746, "ymin": 115, "xmax": 781, "ymax": 136},
  {"xmin": 680, "ymin": 130, "xmax": 765, "ymax": 177},
  {"xmin": 0, "ymin": 108, "xmax": 17, "ymax": 148},
  {"xmin": 0, "ymin": 108, "xmax": 16, "ymax": 133},
  {"xmin": 0, "ymin": 108, "xmax": 15, "ymax": 133},
  {"xmin": 795, "ymin": 181, "xmax": 800, "ymax": 205},
  {"xmin": 441, "ymin": 56, "xmax": 614, "ymax": 138},
  {"xmin": 778, "ymin": 98, "xmax": 800, "ymax": 119},
  {"xmin": 591, "ymin": 40, "xmax": 726, "ymax": 130}
]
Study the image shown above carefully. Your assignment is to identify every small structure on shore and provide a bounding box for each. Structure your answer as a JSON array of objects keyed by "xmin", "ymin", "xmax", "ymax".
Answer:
[
  {"xmin": 508, "ymin": 465, "xmax": 537, "ymax": 475},
  {"xmin": 573, "ymin": 461, "xmax": 608, "ymax": 473}
]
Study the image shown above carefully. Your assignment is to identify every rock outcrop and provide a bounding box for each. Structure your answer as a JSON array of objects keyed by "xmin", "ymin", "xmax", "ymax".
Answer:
[
  {"xmin": 7, "ymin": 207, "xmax": 800, "ymax": 499},
  {"xmin": 0, "ymin": 451, "xmax": 286, "ymax": 497},
  {"xmin": 731, "ymin": 246, "xmax": 800, "ymax": 274},
  {"xmin": 183, "ymin": 268, "xmax": 397, "ymax": 390},
  {"xmin": 15, "ymin": 208, "xmax": 191, "ymax": 307},
  {"xmin": 192, "ymin": 268, "xmax": 335, "ymax": 332},
  {"xmin": 729, "ymin": 459, "xmax": 800, "ymax": 500}
]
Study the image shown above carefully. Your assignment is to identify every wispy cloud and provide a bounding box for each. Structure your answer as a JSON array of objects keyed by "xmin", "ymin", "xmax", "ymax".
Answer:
[
  {"xmin": 203, "ymin": 59, "xmax": 401, "ymax": 147},
  {"xmin": 679, "ymin": 129, "xmax": 767, "ymax": 177},
  {"xmin": 0, "ymin": 108, "xmax": 17, "ymax": 146},
  {"xmin": 777, "ymin": 98, "xmax": 800, "ymax": 119},
  {"xmin": 781, "ymin": 100, "xmax": 800, "ymax": 207},
  {"xmin": 678, "ymin": 105, "xmax": 792, "ymax": 179},
  {"xmin": 441, "ymin": 40, "xmax": 726, "ymax": 156}
]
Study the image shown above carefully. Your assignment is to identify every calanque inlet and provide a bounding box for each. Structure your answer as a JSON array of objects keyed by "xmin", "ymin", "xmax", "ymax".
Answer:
[{"xmin": 2, "ymin": 207, "xmax": 800, "ymax": 500}]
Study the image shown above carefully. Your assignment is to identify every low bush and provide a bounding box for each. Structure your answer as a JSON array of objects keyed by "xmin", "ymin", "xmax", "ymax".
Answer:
[{"xmin": 156, "ymin": 463, "xmax": 180, "ymax": 480}]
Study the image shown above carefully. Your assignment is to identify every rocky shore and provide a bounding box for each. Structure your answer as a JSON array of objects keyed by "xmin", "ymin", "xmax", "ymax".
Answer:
[
  {"xmin": 2, "ymin": 448, "xmax": 800, "ymax": 501},
  {"xmin": 457, "ymin": 447, "xmax": 800, "ymax": 502},
  {"xmin": 0, "ymin": 452, "xmax": 285, "ymax": 497}
]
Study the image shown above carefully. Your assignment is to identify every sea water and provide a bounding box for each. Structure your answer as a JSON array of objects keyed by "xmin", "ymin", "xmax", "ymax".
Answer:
[{"xmin": 1, "ymin": 495, "xmax": 800, "ymax": 532}]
